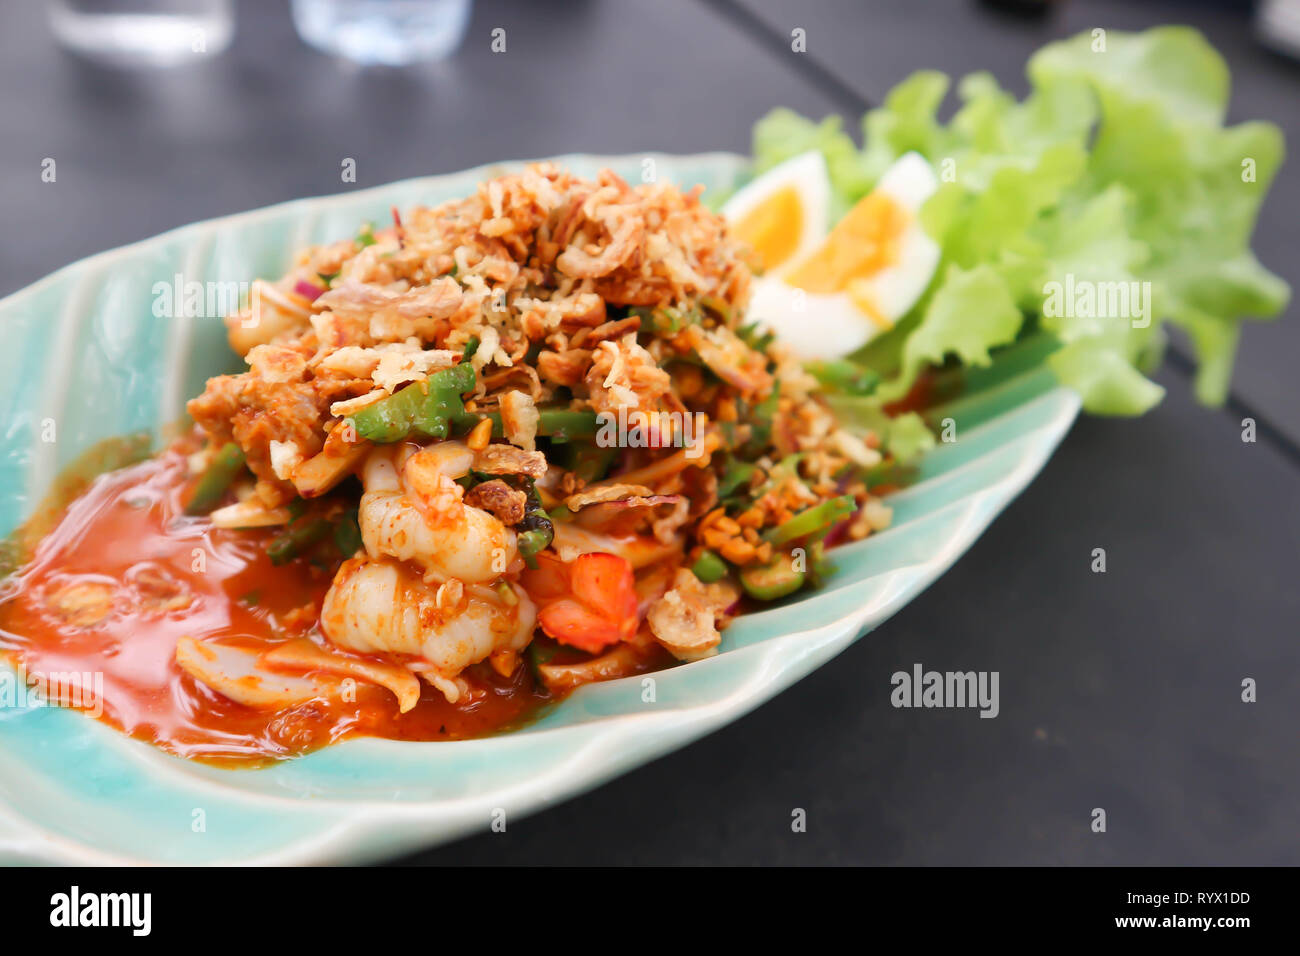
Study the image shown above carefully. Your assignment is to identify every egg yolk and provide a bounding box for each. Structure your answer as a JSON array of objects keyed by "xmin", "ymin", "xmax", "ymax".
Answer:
[
  {"xmin": 786, "ymin": 191, "xmax": 908, "ymax": 293},
  {"xmin": 846, "ymin": 278, "xmax": 893, "ymax": 329},
  {"xmin": 731, "ymin": 185, "xmax": 803, "ymax": 272}
]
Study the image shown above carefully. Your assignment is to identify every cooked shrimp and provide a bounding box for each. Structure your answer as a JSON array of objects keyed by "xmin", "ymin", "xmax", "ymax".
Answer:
[
  {"xmin": 320, "ymin": 555, "xmax": 536, "ymax": 701},
  {"xmin": 358, "ymin": 442, "xmax": 518, "ymax": 584}
]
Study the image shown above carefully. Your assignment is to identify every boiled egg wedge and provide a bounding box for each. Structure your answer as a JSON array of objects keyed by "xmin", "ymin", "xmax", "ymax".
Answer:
[
  {"xmin": 722, "ymin": 150, "xmax": 831, "ymax": 278},
  {"xmin": 723, "ymin": 151, "xmax": 941, "ymax": 360}
]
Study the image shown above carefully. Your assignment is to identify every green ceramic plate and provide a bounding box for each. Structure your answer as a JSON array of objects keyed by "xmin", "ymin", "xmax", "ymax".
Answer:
[{"xmin": 0, "ymin": 154, "xmax": 1079, "ymax": 864}]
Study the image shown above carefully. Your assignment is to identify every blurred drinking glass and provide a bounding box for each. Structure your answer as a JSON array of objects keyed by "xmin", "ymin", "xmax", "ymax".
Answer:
[
  {"xmin": 49, "ymin": 0, "xmax": 234, "ymax": 68},
  {"xmin": 290, "ymin": 0, "xmax": 473, "ymax": 66},
  {"xmin": 1258, "ymin": 0, "xmax": 1300, "ymax": 59}
]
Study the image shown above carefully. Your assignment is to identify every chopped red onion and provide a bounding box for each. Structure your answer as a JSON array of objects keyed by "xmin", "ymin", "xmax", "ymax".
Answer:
[{"xmin": 293, "ymin": 279, "xmax": 324, "ymax": 302}]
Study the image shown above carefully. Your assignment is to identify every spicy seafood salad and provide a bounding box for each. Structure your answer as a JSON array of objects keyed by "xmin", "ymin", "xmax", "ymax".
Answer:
[
  {"xmin": 1, "ymin": 27, "xmax": 1285, "ymax": 765},
  {"xmin": 0, "ymin": 163, "xmax": 900, "ymax": 762}
]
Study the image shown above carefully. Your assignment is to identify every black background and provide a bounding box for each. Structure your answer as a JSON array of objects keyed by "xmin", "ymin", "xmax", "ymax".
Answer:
[
  {"xmin": 6, "ymin": 867, "xmax": 1275, "ymax": 937},
  {"xmin": 0, "ymin": 0, "xmax": 1296, "ymax": 865}
]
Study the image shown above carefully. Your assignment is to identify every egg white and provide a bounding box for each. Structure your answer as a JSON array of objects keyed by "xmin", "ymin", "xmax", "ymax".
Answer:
[
  {"xmin": 721, "ymin": 150, "xmax": 831, "ymax": 278},
  {"xmin": 747, "ymin": 282, "xmax": 879, "ymax": 361}
]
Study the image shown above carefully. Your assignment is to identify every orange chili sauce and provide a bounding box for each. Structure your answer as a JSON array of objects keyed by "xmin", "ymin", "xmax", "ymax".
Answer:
[{"xmin": 0, "ymin": 439, "xmax": 555, "ymax": 766}]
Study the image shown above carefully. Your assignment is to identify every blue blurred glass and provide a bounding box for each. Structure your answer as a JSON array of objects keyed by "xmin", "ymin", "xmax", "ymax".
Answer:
[{"xmin": 291, "ymin": 0, "xmax": 473, "ymax": 66}]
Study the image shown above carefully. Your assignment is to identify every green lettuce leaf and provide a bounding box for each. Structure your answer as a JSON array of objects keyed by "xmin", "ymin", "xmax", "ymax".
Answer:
[
  {"xmin": 748, "ymin": 26, "xmax": 1288, "ymax": 423},
  {"xmin": 882, "ymin": 411, "xmax": 937, "ymax": 465},
  {"xmin": 880, "ymin": 264, "xmax": 1023, "ymax": 403}
]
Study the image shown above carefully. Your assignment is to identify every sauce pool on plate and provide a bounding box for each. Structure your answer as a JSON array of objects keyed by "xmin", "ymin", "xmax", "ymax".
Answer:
[{"xmin": 0, "ymin": 438, "xmax": 554, "ymax": 766}]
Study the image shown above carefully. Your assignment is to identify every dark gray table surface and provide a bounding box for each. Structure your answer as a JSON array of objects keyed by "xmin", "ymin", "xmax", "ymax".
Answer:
[{"xmin": 0, "ymin": 0, "xmax": 1295, "ymax": 865}]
